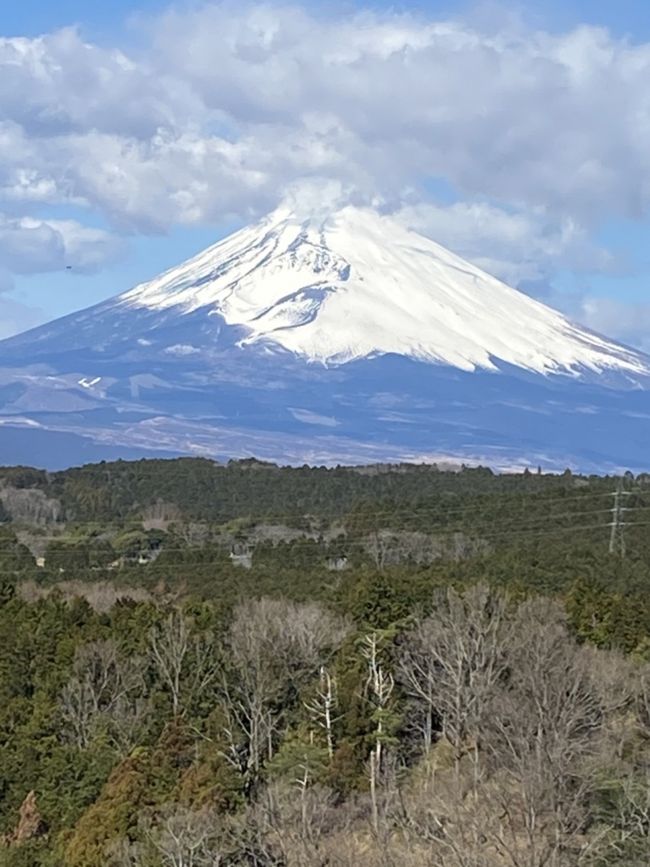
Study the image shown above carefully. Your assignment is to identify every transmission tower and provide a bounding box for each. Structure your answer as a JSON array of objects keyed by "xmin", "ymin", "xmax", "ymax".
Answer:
[{"xmin": 608, "ymin": 482, "xmax": 632, "ymax": 557}]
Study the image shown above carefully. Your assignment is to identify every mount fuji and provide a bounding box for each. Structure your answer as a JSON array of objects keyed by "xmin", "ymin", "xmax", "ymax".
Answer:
[{"xmin": 0, "ymin": 205, "xmax": 649, "ymax": 471}]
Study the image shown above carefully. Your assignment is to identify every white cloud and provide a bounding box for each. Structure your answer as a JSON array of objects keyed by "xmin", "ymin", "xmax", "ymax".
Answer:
[
  {"xmin": 1, "ymin": 3, "xmax": 650, "ymax": 342},
  {"xmin": 0, "ymin": 215, "xmax": 125, "ymax": 274},
  {"xmin": 143, "ymin": 7, "xmax": 650, "ymax": 221},
  {"xmin": 0, "ymin": 232, "xmax": 41, "ymax": 337},
  {"xmin": 43, "ymin": 220, "xmax": 127, "ymax": 271},
  {"xmin": 0, "ymin": 295, "xmax": 44, "ymax": 338},
  {"xmin": 577, "ymin": 297, "xmax": 650, "ymax": 354},
  {"xmin": 2, "ymin": 8, "xmax": 650, "ymax": 231},
  {"xmin": 0, "ymin": 268, "xmax": 14, "ymax": 293},
  {"xmin": 0, "ymin": 29, "xmax": 197, "ymax": 139},
  {"xmin": 395, "ymin": 201, "xmax": 615, "ymax": 285}
]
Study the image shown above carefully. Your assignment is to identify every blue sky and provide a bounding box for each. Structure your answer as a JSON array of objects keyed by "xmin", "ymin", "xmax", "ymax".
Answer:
[
  {"xmin": 2, "ymin": 0, "xmax": 650, "ymax": 348},
  {"xmin": 5, "ymin": 0, "xmax": 650, "ymax": 39}
]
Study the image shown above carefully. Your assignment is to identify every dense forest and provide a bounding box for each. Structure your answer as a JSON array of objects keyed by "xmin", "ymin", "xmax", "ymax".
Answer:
[{"xmin": 0, "ymin": 457, "xmax": 649, "ymax": 865}]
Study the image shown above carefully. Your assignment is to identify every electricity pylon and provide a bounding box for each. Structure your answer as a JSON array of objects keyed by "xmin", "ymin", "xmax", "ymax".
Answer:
[{"xmin": 609, "ymin": 481, "xmax": 632, "ymax": 557}]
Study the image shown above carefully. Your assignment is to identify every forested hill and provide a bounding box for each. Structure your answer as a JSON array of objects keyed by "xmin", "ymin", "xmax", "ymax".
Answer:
[
  {"xmin": 0, "ymin": 455, "xmax": 621, "ymax": 523},
  {"xmin": 0, "ymin": 457, "xmax": 650, "ymax": 603},
  {"xmin": 0, "ymin": 455, "xmax": 645, "ymax": 530},
  {"xmin": 1, "ymin": 458, "xmax": 650, "ymax": 864}
]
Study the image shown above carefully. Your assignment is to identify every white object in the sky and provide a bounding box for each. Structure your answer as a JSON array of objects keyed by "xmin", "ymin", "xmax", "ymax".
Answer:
[{"xmin": 121, "ymin": 205, "xmax": 647, "ymax": 376}]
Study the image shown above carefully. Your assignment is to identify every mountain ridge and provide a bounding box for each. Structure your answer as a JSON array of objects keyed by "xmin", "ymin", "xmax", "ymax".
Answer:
[{"xmin": 113, "ymin": 205, "xmax": 649, "ymax": 376}]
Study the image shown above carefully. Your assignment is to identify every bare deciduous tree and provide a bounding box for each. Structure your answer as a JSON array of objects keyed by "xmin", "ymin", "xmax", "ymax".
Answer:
[
  {"xmin": 486, "ymin": 599, "xmax": 605, "ymax": 867},
  {"xmin": 148, "ymin": 610, "xmax": 219, "ymax": 717},
  {"xmin": 60, "ymin": 639, "xmax": 146, "ymax": 751},
  {"xmin": 110, "ymin": 805, "xmax": 224, "ymax": 867},
  {"xmin": 398, "ymin": 584, "xmax": 511, "ymax": 765},
  {"xmin": 394, "ymin": 749, "xmax": 505, "ymax": 867},
  {"xmin": 361, "ymin": 631, "xmax": 395, "ymax": 836},
  {"xmin": 228, "ymin": 782, "xmax": 341, "ymax": 867},
  {"xmin": 304, "ymin": 666, "xmax": 339, "ymax": 760},
  {"xmin": 393, "ymin": 593, "xmax": 643, "ymax": 867},
  {"xmin": 143, "ymin": 805, "xmax": 222, "ymax": 867},
  {"xmin": 219, "ymin": 598, "xmax": 349, "ymax": 788}
]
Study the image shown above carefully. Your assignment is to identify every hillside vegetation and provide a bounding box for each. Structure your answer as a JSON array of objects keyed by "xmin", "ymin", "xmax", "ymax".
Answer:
[{"xmin": 0, "ymin": 458, "xmax": 649, "ymax": 864}]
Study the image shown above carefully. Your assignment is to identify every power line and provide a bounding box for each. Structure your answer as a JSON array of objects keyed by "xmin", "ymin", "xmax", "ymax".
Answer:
[
  {"xmin": 0, "ymin": 518, "xmax": 619, "ymax": 577},
  {"xmin": 0, "ymin": 505, "xmax": 619, "ymax": 553},
  {"xmin": 1, "ymin": 491, "xmax": 622, "ymax": 529},
  {"xmin": 3, "ymin": 493, "xmax": 650, "ymax": 571}
]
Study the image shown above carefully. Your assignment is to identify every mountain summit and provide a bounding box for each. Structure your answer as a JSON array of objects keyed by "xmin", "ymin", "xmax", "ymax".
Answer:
[
  {"xmin": 121, "ymin": 205, "xmax": 645, "ymax": 377},
  {"xmin": 0, "ymin": 206, "xmax": 649, "ymax": 471}
]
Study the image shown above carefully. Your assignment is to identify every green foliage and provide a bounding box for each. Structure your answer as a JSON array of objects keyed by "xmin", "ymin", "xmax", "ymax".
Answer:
[
  {"xmin": 0, "ymin": 457, "xmax": 648, "ymax": 863},
  {"xmin": 267, "ymin": 732, "xmax": 330, "ymax": 786},
  {"xmin": 63, "ymin": 751, "xmax": 152, "ymax": 867},
  {"xmin": 342, "ymin": 571, "xmax": 420, "ymax": 628}
]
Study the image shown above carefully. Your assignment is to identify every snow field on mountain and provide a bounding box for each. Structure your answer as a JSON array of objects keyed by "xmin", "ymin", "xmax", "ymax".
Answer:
[{"xmin": 121, "ymin": 205, "xmax": 648, "ymax": 376}]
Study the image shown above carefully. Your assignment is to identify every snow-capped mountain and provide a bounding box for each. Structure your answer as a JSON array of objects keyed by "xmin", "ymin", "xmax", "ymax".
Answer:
[
  {"xmin": 124, "ymin": 206, "xmax": 645, "ymax": 376},
  {"xmin": 0, "ymin": 205, "xmax": 649, "ymax": 471}
]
